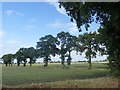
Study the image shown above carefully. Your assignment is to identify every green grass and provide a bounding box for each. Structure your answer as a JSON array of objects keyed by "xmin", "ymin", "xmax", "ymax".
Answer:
[
  {"xmin": 4, "ymin": 77, "xmax": 118, "ymax": 88},
  {"xmin": 2, "ymin": 62, "xmax": 111, "ymax": 87}
]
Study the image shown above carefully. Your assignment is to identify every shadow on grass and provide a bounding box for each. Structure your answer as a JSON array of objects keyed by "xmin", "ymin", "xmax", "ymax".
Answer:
[
  {"xmin": 73, "ymin": 65, "xmax": 88, "ymax": 68},
  {"xmin": 45, "ymin": 71, "xmax": 109, "ymax": 82},
  {"xmin": 27, "ymin": 69, "xmax": 110, "ymax": 85},
  {"xmin": 2, "ymin": 70, "xmax": 110, "ymax": 87}
]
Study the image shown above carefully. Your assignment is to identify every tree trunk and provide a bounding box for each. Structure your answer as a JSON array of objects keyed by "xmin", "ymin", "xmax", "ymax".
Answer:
[
  {"xmin": 5, "ymin": 62, "xmax": 8, "ymax": 66},
  {"xmin": 88, "ymin": 54, "xmax": 92, "ymax": 70},
  {"xmin": 11, "ymin": 63, "xmax": 13, "ymax": 66},
  {"xmin": 61, "ymin": 60, "xmax": 65, "ymax": 66},
  {"xmin": 30, "ymin": 62, "xmax": 32, "ymax": 67},
  {"xmin": 23, "ymin": 63, "xmax": 26, "ymax": 67},
  {"xmin": 9, "ymin": 63, "xmax": 10, "ymax": 66},
  {"xmin": 17, "ymin": 61, "xmax": 20, "ymax": 67},
  {"xmin": 67, "ymin": 51, "xmax": 71, "ymax": 66},
  {"xmin": 61, "ymin": 54, "xmax": 65, "ymax": 66},
  {"xmin": 88, "ymin": 44, "xmax": 92, "ymax": 70},
  {"xmin": 23, "ymin": 59, "xmax": 26, "ymax": 67},
  {"xmin": 30, "ymin": 58, "xmax": 32, "ymax": 67},
  {"xmin": 44, "ymin": 61, "xmax": 48, "ymax": 67},
  {"xmin": 44, "ymin": 56, "xmax": 48, "ymax": 67}
]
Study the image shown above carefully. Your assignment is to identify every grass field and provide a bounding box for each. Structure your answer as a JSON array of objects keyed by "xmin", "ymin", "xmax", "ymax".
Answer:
[{"xmin": 2, "ymin": 62, "xmax": 119, "ymax": 88}]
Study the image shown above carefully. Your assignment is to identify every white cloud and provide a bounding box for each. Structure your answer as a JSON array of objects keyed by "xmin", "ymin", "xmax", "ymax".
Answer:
[
  {"xmin": 7, "ymin": 40, "xmax": 20, "ymax": 45},
  {"xmin": 67, "ymin": 22, "xmax": 78, "ymax": 34},
  {"xmin": 23, "ymin": 18, "xmax": 38, "ymax": 31},
  {"xmin": 0, "ymin": 43, "xmax": 3, "ymax": 49},
  {"xmin": 25, "ymin": 24, "xmax": 35, "ymax": 31},
  {"xmin": 5, "ymin": 10, "xmax": 14, "ymax": 16},
  {"xmin": 46, "ymin": 2, "xmax": 78, "ymax": 34},
  {"xmin": 48, "ymin": 2, "xmax": 67, "ymax": 16},
  {"xmin": 43, "ymin": 0, "xmax": 58, "ymax": 2},
  {"xmin": 0, "ymin": 39, "xmax": 21, "ymax": 57},
  {"xmin": 47, "ymin": 20, "xmax": 79, "ymax": 35},
  {"xmin": 5, "ymin": 10, "xmax": 24, "ymax": 17},
  {"xmin": 0, "ymin": 30, "xmax": 5, "ymax": 38},
  {"xmin": 46, "ymin": 20, "xmax": 63, "ymax": 28},
  {"xmin": 15, "ymin": 12, "xmax": 24, "ymax": 16}
]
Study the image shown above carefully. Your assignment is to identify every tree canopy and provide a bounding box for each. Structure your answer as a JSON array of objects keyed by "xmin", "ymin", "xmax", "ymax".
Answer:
[
  {"xmin": 36, "ymin": 35, "xmax": 59, "ymax": 66},
  {"xmin": 59, "ymin": 2, "xmax": 120, "ymax": 75},
  {"xmin": 2, "ymin": 54, "xmax": 14, "ymax": 66}
]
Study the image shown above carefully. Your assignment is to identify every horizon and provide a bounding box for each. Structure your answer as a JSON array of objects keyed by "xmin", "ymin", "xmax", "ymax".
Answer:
[{"xmin": 1, "ymin": 2, "xmax": 107, "ymax": 61}]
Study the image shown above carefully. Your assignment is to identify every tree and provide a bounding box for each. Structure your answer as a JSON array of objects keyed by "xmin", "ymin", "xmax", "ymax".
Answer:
[
  {"xmin": 15, "ymin": 48, "xmax": 27, "ymax": 67},
  {"xmin": 24, "ymin": 47, "xmax": 37, "ymax": 66},
  {"xmin": 2, "ymin": 54, "xmax": 14, "ymax": 66},
  {"xmin": 15, "ymin": 50, "xmax": 22, "ymax": 67},
  {"xmin": 66, "ymin": 35, "xmax": 78, "ymax": 66},
  {"xmin": 57, "ymin": 31, "xmax": 71, "ymax": 66},
  {"xmin": 59, "ymin": 2, "xmax": 120, "ymax": 75},
  {"xmin": 78, "ymin": 32, "xmax": 99, "ymax": 69},
  {"xmin": 36, "ymin": 35, "xmax": 59, "ymax": 67}
]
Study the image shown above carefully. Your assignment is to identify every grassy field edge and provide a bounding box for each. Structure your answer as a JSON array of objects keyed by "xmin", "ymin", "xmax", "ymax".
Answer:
[{"xmin": 3, "ymin": 76, "xmax": 119, "ymax": 88}]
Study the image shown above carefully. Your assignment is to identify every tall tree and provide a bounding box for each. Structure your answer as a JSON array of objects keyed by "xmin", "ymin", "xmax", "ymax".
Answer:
[
  {"xmin": 59, "ymin": 2, "xmax": 120, "ymax": 75},
  {"xmin": 37, "ymin": 35, "xmax": 59, "ymax": 67},
  {"xmin": 57, "ymin": 31, "xmax": 70, "ymax": 66},
  {"xmin": 78, "ymin": 32, "xmax": 99, "ymax": 69},
  {"xmin": 66, "ymin": 35, "xmax": 78, "ymax": 66},
  {"xmin": 15, "ymin": 51, "xmax": 22, "ymax": 67}
]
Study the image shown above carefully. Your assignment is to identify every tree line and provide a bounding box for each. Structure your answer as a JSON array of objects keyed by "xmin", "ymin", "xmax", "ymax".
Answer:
[
  {"xmin": 59, "ymin": 2, "xmax": 120, "ymax": 75},
  {"xmin": 1, "ymin": 2, "xmax": 119, "ymax": 75},
  {"xmin": 1, "ymin": 31, "xmax": 105, "ymax": 69}
]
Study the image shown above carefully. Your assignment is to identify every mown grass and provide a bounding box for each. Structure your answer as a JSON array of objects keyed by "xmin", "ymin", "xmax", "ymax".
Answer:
[
  {"xmin": 2, "ymin": 62, "xmax": 118, "ymax": 88},
  {"xmin": 3, "ymin": 77, "xmax": 118, "ymax": 88}
]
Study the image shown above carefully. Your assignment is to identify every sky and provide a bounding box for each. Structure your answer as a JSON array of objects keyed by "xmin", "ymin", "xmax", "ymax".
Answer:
[{"xmin": 0, "ymin": 1, "xmax": 107, "ymax": 62}]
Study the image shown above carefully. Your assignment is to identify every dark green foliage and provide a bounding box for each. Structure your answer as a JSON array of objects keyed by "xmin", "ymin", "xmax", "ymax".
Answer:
[
  {"xmin": 59, "ymin": 2, "xmax": 120, "ymax": 75},
  {"xmin": 15, "ymin": 47, "xmax": 37, "ymax": 67},
  {"xmin": 78, "ymin": 32, "xmax": 99, "ymax": 69},
  {"xmin": 36, "ymin": 35, "xmax": 59, "ymax": 67},
  {"xmin": 57, "ymin": 31, "xmax": 69, "ymax": 66},
  {"xmin": 15, "ymin": 48, "xmax": 27, "ymax": 67},
  {"xmin": 57, "ymin": 31, "xmax": 77, "ymax": 66},
  {"xmin": 2, "ymin": 54, "xmax": 14, "ymax": 66},
  {"xmin": 66, "ymin": 36, "xmax": 78, "ymax": 66},
  {"xmin": 24, "ymin": 47, "xmax": 37, "ymax": 66}
]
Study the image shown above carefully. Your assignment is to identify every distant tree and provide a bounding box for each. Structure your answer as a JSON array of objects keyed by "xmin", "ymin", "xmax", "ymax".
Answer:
[
  {"xmin": 36, "ymin": 35, "xmax": 59, "ymax": 67},
  {"xmin": 2, "ymin": 54, "xmax": 14, "ymax": 66},
  {"xmin": 15, "ymin": 48, "xmax": 27, "ymax": 67},
  {"xmin": 66, "ymin": 35, "xmax": 78, "ymax": 66},
  {"xmin": 57, "ymin": 31, "xmax": 70, "ymax": 66},
  {"xmin": 57, "ymin": 31, "xmax": 79, "ymax": 66},
  {"xmin": 78, "ymin": 32, "xmax": 99, "ymax": 69},
  {"xmin": 24, "ymin": 47, "xmax": 37, "ymax": 66},
  {"xmin": 15, "ymin": 51, "xmax": 22, "ymax": 66}
]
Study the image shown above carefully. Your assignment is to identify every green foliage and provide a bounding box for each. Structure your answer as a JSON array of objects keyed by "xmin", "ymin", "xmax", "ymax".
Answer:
[
  {"xmin": 78, "ymin": 32, "xmax": 99, "ymax": 69},
  {"xmin": 36, "ymin": 35, "xmax": 59, "ymax": 66},
  {"xmin": 59, "ymin": 2, "xmax": 120, "ymax": 75},
  {"xmin": 15, "ymin": 47, "xmax": 37, "ymax": 67},
  {"xmin": 57, "ymin": 31, "xmax": 77, "ymax": 66},
  {"xmin": 24, "ymin": 47, "xmax": 37, "ymax": 66},
  {"xmin": 15, "ymin": 48, "xmax": 27, "ymax": 67},
  {"xmin": 2, "ymin": 54, "xmax": 14, "ymax": 66}
]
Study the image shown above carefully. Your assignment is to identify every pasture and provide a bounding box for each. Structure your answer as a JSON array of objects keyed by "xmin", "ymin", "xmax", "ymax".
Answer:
[{"xmin": 2, "ymin": 62, "xmax": 119, "ymax": 88}]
